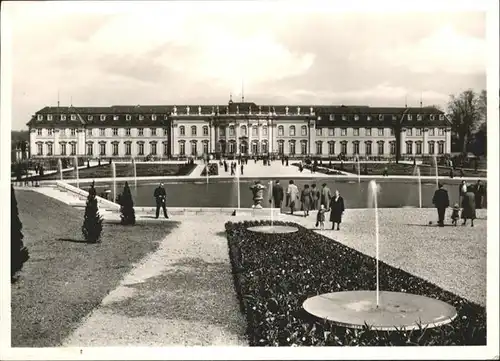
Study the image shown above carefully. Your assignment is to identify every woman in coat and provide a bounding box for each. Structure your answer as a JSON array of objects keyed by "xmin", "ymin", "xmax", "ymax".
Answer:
[
  {"xmin": 329, "ymin": 189, "xmax": 345, "ymax": 230},
  {"xmin": 310, "ymin": 184, "xmax": 320, "ymax": 210},
  {"xmin": 300, "ymin": 184, "xmax": 313, "ymax": 217},
  {"xmin": 461, "ymin": 185, "xmax": 476, "ymax": 227}
]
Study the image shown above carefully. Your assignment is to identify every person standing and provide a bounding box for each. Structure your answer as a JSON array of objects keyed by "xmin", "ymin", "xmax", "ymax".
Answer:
[
  {"xmin": 270, "ymin": 180, "xmax": 284, "ymax": 212},
  {"xmin": 154, "ymin": 183, "xmax": 169, "ymax": 219},
  {"xmin": 310, "ymin": 183, "xmax": 320, "ymax": 210},
  {"xmin": 320, "ymin": 183, "xmax": 332, "ymax": 208},
  {"xmin": 432, "ymin": 183, "xmax": 449, "ymax": 227},
  {"xmin": 329, "ymin": 190, "xmax": 345, "ymax": 230},
  {"xmin": 300, "ymin": 184, "xmax": 312, "ymax": 217},
  {"xmin": 459, "ymin": 180, "xmax": 467, "ymax": 205},
  {"xmin": 474, "ymin": 180, "xmax": 485, "ymax": 209},
  {"xmin": 461, "ymin": 185, "xmax": 476, "ymax": 227},
  {"xmin": 286, "ymin": 180, "xmax": 299, "ymax": 215},
  {"xmin": 240, "ymin": 163, "xmax": 244, "ymax": 176}
]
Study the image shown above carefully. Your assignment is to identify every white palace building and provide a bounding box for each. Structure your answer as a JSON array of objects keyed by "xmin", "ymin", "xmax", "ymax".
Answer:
[{"xmin": 28, "ymin": 98, "xmax": 452, "ymax": 159}]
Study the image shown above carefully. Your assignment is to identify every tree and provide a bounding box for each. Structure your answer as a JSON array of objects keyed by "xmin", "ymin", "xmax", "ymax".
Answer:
[
  {"xmin": 11, "ymin": 185, "xmax": 29, "ymax": 281},
  {"xmin": 447, "ymin": 89, "xmax": 484, "ymax": 155},
  {"xmin": 120, "ymin": 181, "xmax": 136, "ymax": 225},
  {"xmin": 82, "ymin": 191, "xmax": 103, "ymax": 243}
]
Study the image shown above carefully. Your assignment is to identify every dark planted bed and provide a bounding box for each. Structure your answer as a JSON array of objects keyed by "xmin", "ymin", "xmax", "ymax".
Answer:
[{"xmin": 225, "ymin": 220, "xmax": 486, "ymax": 346}]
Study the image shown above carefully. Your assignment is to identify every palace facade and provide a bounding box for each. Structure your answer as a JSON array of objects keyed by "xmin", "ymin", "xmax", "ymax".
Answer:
[{"xmin": 27, "ymin": 99, "xmax": 452, "ymax": 159}]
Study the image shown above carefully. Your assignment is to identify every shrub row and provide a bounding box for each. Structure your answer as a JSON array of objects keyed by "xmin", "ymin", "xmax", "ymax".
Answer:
[
  {"xmin": 225, "ymin": 220, "xmax": 486, "ymax": 346},
  {"xmin": 201, "ymin": 163, "xmax": 219, "ymax": 176}
]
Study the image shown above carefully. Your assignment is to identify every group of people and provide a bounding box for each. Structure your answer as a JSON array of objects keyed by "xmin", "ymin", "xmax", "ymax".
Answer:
[
  {"xmin": 269, "ymin": 180, "xmax": 345, "ymax": 230},
  {"xmin": 432, "ymin": 179, "xmax": 486, "ymax": 227}
]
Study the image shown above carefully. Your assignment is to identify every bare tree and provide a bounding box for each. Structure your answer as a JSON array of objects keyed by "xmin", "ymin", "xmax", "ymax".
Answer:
[{"xmin": 447, "ymin": 89, "xmax": 483, "ymax": 155}]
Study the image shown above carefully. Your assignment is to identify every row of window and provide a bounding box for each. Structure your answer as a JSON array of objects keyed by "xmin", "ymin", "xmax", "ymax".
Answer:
[
  {"xmin": 36, "ymin": 142, "xmax": 171, "ymax": 157},
  {"xmin": 326, "ymin": 114, "xmax": 445, "ymax": 122},
  {"xmin": 37, "ymin": 127, "xmax": 169, "ymax": 137}
]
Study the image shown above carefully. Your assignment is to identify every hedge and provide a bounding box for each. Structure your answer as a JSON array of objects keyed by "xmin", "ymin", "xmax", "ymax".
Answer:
[{"xmin": 225, "ymin": 220, "xmax": 486, "ymax": 346}]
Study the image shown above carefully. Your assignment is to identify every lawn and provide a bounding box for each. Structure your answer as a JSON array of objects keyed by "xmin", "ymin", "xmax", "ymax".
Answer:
[
  {"xmin": 11, "ymin": 190, "xmax": 178, "ymax": 347},
  {"xmin": 27, "ymin": 162, "xmax": 197, "ymax": 181},
  {"xmin": 312, "ymin": 162, "xmax": 487, "ymax": 178}
]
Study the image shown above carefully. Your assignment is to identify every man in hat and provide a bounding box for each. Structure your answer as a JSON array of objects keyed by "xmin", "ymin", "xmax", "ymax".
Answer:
[
  {"xmin": 153, "ymin": 183, "xmax": 169, "ymax": 219},
  {"xmin": 270, "ymin": 180, "xmax": 284, "ymax": 212},
  {"xmin": 432, "ymin": 183, "xmax": 449, "ymax": 227}
]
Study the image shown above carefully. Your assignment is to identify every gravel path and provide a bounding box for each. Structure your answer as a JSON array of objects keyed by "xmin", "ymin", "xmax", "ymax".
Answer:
[{"xmin": 62, "ymin": 217, "xmax": 247, "ymax": 346}]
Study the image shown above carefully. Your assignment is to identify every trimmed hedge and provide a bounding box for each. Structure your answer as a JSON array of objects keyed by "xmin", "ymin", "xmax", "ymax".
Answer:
[{"xmin": 225, "ymin": 220, "xmax": 486, "ymax": 346}]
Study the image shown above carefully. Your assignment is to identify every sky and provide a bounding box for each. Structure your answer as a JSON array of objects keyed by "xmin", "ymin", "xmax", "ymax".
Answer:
[{"xmin": 3, "ymin": 0, "xmax": 488, "ymax": 130}]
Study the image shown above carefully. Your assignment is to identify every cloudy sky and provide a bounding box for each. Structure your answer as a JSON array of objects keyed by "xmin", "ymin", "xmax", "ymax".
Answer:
[{"xmin": 4, "ymin": 1, "xmax": 487, "ymax": 130}]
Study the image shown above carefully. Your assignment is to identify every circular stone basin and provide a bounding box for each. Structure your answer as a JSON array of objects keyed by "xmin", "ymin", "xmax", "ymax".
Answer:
[
  {"xmin": 247, "ymin": 225, "xmax": 299, "ymax": 234},
  {"xmin": 303, "ymin": 291, "xmax": 457, "ymax": 331}
]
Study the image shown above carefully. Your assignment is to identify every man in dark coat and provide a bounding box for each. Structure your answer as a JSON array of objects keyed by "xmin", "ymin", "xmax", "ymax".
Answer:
[
  {"xmin": 474, "ymin": 180, "xmax": 485, "ymax": 209},
  {"xmin": 154, "ymin": 183, "xmax": 169, "ymax": 219},
  {"xmin": 270, "ymin": 180, "xmax": 284, "ymax": 212},
  {"xmin": 329, "ymin": 189, "xmax": 345, "ymax": 230},
  {"xmin": 432, "ymin": 183, "xmax": 449, "ymax": 227}
]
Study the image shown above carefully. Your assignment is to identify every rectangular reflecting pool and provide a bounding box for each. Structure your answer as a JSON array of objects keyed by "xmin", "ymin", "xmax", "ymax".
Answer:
[{"xmin": 88, "ymin": 177, "xmax": 486, "ymax": 209}]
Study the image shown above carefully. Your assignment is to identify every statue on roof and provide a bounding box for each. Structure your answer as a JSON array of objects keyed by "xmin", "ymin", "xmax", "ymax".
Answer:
[
  {"xmin": 173, "ymin": 105, "xmax": 177, "ymax": 115},
  {"xmin": 186, "ymin": 106, "xmax": 190, "ymax": 115},
  {"xmin": 236, "ymin": 105, "xmax": 239, "ymax": 114},
  {"xmin": 198, "ymin": 106, "xmax": 201, "ymax": 115},
  {"xmin": 285, "ymin": 106, "xmax": 289, "ymax": 115},
  {"xmin": 310, "ymin": 106, "xmax": 314, "ymax": 114},
  {"xmin": 297, "ymin": 106, "xmax": 301, "ymax": 114}
]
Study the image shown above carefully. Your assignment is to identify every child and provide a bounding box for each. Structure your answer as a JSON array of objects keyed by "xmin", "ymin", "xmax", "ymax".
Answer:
[
  {"xmin": 451, "ymin": 203, "xmax": 460, "ymax": 226},
  {"xmin": 315, "ymin": 204, "xmax": 328, "ymax": 230}
]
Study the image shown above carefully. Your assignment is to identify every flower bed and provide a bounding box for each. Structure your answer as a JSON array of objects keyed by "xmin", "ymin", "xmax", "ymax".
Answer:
[
  {"xmin": 225, "ymin": 220, "xmax": 486, "ymax": 346},
  {"xmin": 201, "ymin": 163, "xmax": 219, "ymax": 176},
  {"xmin": 292, "ymin": 163, "xmax": 345, "ymax": 176}
]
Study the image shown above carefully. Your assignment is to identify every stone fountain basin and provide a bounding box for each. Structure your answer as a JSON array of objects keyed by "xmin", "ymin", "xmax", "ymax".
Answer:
[{"xmin": 247, "ymin": 225, "xmax": 299, "ymax": 234}]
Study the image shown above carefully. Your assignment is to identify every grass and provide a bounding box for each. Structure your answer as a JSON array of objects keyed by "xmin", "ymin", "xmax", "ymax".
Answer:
[
  {"xmin": 26, "ymin": 162, "xmax": 197, "ymax": 181},
  {"xmin": 11, "ymin": 190, "xmax": 178, "ymax": 347}
]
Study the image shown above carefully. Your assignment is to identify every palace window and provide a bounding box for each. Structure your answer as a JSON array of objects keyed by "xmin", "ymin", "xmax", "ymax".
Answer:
[
  {"xmin": 241, "ymin": 125, "xmax": 247, "ymax": 137},
  {"xmin": 289, "ymin": 141, "xmax": 296, "ymax": 155},
  {"xmin": 353, "ymin": 128, "xmax": 359, "ymax": 136},
  {"xmin": 203, "ymin": 126, "xmax": 209, "ymax": 136},
  {"xmin": 365, "ymin": 142, "xmax": 372, "ymax": 156},
  {"xmin": 252, "ymin": 142, "xmax": 258, "ymax": 154},
  {"xmin": 152, "ymin": 114, "xmax": 157, "ymax": 121},
  {"xmin": 328, "ymin": 128, "xmax": 334, "ymax": 136},
  {"xmin": 439, "ymin": 114, "xmax": 445, "ymax": 121},
  {"xmin": 378, "ymin": 128, "xmax": 384, "ymax": 136},
  {"xmin": 138, "ymin": 128, "xmax": 144, "ymax": 136},
  {"xmin": 408, "ymin": 114, "xmax": 412, "ymax": 121},
  {"xmin": 179, "ymin": 142, "xmax": 185, "ymax": 155},
  {"xmin": 220, "ymin": 127, "xmax": 226, "ymax": 136},
  {"xmin": 377, "ymin": 141, "xmax": 384, "ymax": 155},
  {"xmin": 430, "ymin": 114, "xmax": 435, "ymax": 121},
  {"xmin": 113, "ymin": 143, "xmax": 119, "ymax": 156},
  {"xmin": 139, "ymin": 115, "xmax": 144, "ymax": 121},
  {"xmin": 100, "ymin": 128, "xmax": 106, "ymax": 136},
  {"xmin": 125, "ymin": 142, "xmax": 131, "ymax": 155},
  {"xmin": 228, "ymin": 142, "xmax": 235, "ymax": 154},
  {"xmin": 126, "ymin": 128, "xmax": 131, "ymax": 136},
  {"xmin": 138, "ymin": 142, "xmax": 144, "ymax": 156},
  {"xmin": 228, "ymin": 126, "xmax": 234, "ymax": 136},
  {"xmin": 365, "ymin": 128, "xmax": 371, "ymax": 136},
  {"xmin": 316, "ymin": 141, "xmax": 323, "ymax": 155},
  {"xmin": 390, "ymin": 141, "xmax": 396, "ymax": 155},
  {"xmin": 61, "ymin": 114, "xmax": 67, "ymax": 121},
  {"xmin": 179, "ymin": 126, "xmax": 185, "ymax": 136},
  {"xmin": 428, "ymin": 141, "xmax": 435, "ymax": 154},
  {"xmin": 163, "ymin": 142, "xmax": 168, "ymax": 156},
  {"xmin": 126, "ymin": 114, "xmax": 131, "ymax": 121},
  {"xmin": 407, "ymin": 128, "xmax": 412, "ymax": 136},
  {"xmin": 342, "ymin": 115, "xmax": 347, "ymax": 121},
  {"xmin": 252, "ymin": 126, "xmax": 258, "ymax": 137},
  {"xmin": 438, "ymin": 128, "xmax": 445, "ymax": 136},
  {"xmin": 329, "ymin": 114, "xmax": 334, "ymax": 121},
  {"xmin": 37, "ymin": 114, "xmax": 43, "ymax": 121},
  {"xmin": 37, "ymin": 129, "xmax": 43, "ymax": 136},
  {"xmin": 341, "ymin": 128, "xmax": 347, "ymax": 136},
  {"xmin": 341, "ymin": 141, "xmax": 347, "ymax": 154},
  {"xmin": 150, "ymin": 142, "xmax": 157, "ymax": 155},
  {"xmin": 100, "ymin": 143, "xmax": 106, "ymax": 156},
  {"xmin": 367, "ymin": 115, "xmax": 372, "ymax": 121},
  {"xmin": 301, "ymin": 141, "xmax": 307, "ymax": 155},
  {"xmin": 406, "ymin": 141, "xmax": 413, "ymax": 154},
  {"xmin": 417, "ymin": 114, "xmax": 422, "ymax": 121},
  {"xmin": 354, "ymin": 115, "xmax": 359, "ymax": 121},
  {"xmin": 86, "ymin": 142, "xmax": 93, "ymax": 156},
  {"xmin": 301, "ymin": 126, "xmax": 308, "ymax": 136},
  {"xmin": 48, "ymin": 128, "xmax": 53, "ymax": 136},
  {"xmin": 390, "ymin": 128, "xmax": 394, "ymax": 136},
  {"xmin": 191, "ymin": 141, "xmax": 197, "ymax": 156},
  {"xmin": 316, "ymin": 128, "xmax": 322, "ymax": 136},
  {"xmin": 353, "ymin": 142, "xmax": 360, "ymax": 155},
  {"xmin": 378, "ymin": 114, "xmax": 384, "ymax": 121},
  {"xmin": 164, "ymin": 128, "xmax": 168, "ymax": 136},
  {"xmin": 328, "ymin": 141, "xmax": 335, "ymax": 155},
  {"xmin": 113, "ymin": 115, "xmax": 119, "ymax": 121},
  {"xmin": 70, "ymin": 143, "xmax": 76, "ymax": 155},
  {"xmin": 191, "ymin": 126, "xmax": 197, "ymax": 136},
  {"xmin": 438, "ymin": 142, "xmax": 444, "ymax": 154},
  {"xmin": 151, "ymin": 128, "xmax": 157, "ymax": 136},
  {"xmin": 100, "ymin": 115, "xmax": 106, "ymax": 121},
  {"xmin": 289, "ymin": 126, "xmax": 296, "ymax": 136},
  {"xmin": 262, "ymin": 141, "xmax": 268, "ymax": 154},
  {"xmin": 60, "ymin": 143, "xmax": 67, "ymax": 156},
  {"xmin": 278, "ymin": 126, "xmax": 284, "ymax": 136},
  {"xmin": 47, "ymin": 115, "xmax": 53, "ymax": 121},
  {"xmin": 46, "ymin": 143, "xmax": 53, "ymax": 156},
  {"xmin": 278, "ymin": 141, "xmax": 284, "ymax": 155},
  {"xmin": 262, "ymin": 127, "xmax": 268, "ymax": 136},
  {"xmin": 416, "ymin": 142, "xmax": 422, "ymax": 155},
  {"xmin": 203, "ymin": 141, "xmax": 208, "ymax": 154},
  {"xmin": 87, "ymin": 129, "xmax": 93, "ymax": 136},
  {"xmin": 429, "ymin": 128, "xmax": 435, "ymax": 136},
  {"xmin": 88, "ymin": 115, "xmax": 93, "ymax": 121},
  {"xmin": 71, "ymin": 129, "xmax": 76, "ymax": 136},
  {"xmin": 112, "ymin": 128, "xmax": 118, "ymax": 136},
  {"xmin": 71, "ymin": 114, "xmax": 76, "ymax": 121},
  {"xmin": 416, "ymin": 128, "xmax": 422, "ymax": 136}
]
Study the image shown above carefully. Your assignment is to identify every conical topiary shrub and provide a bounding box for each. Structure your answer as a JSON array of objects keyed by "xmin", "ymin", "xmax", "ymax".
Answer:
[
  {"xmin": 11, "ymin": 185, "xmax": 29, "ymax": 282},
  {"xmin": 120, "ymin": 181, "xmax": 136, "ymax": 225},
  {"xmin": 82, "ymin": 191, "xmax": 103, "ymax": 243}
]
